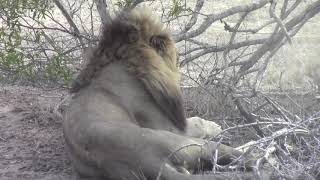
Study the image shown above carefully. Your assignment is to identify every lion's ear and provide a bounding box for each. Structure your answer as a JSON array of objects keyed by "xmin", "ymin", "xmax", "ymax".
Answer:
[
  {"xmin": 150, "ymin": 35, "xmax": 167, "ymax": 52},
  {"xmin": 140, "ymin": 71, "xmax": 186, "ymax": 131}
]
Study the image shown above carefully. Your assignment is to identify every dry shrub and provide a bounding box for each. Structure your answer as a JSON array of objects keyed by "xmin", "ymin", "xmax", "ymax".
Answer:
[{"xmin": 182, "ymin": 86, "xmax": 320, "ymax": 179}]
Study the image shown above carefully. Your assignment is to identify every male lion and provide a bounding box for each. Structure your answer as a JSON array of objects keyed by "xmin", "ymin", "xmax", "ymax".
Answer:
[{"xmin": 64, "ymin": 7, "xmax": 268, "ymax": 180}]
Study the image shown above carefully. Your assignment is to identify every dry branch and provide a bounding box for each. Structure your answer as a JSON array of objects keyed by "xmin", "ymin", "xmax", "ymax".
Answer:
[
  {"xmin": 175, "ymin": 0, "xmax": 270, "ymax": 42},
  {"xmin": 94, "ymin": 0, "xmax": 112, "ymax": 25},
  {"xmin": 233, "ymin": 98, "xmax": 265, "ymax": 137},
  {"xmin": 52, "ymin": 0, "xmax": 85, "ymax": 49},
  {"xmin": 182, "ymin": 0, "xmax": 204, "ymax": 33},
  {"xmin": 237, "ymin": 1, "xmax": 320, "ymax": 77}
]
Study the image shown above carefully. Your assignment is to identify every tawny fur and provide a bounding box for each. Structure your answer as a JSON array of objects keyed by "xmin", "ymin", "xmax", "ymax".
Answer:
[{"xmin": 70, "ymin": 7, "xmax": 185, "ymax": 130}]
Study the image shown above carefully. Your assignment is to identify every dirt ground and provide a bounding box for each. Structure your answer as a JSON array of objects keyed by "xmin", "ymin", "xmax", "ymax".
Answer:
[
  {"xmin": 0, "ymin": 85, "xmax": 74, "ymax": 180},
  {"xmin": 1, "ymin": 85, "xmax": 319, "ymax": 180}
]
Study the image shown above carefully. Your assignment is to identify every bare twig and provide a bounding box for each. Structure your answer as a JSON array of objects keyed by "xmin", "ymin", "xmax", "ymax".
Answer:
[
  {"xmin": 233, "ymin": 98, "xmax": 265, "ymax": 137},
  {"xmin": 269, "ymin": 0, "xmax": 292, "ymax": 44},
  {"xmin": 52, "ymin": 0, "xmax": 85, "ymax": 49},
  {"xmin": 222, "ymin": 12, "xmax": 248, "ymax": 74},
  {"xmin": 213, "ymin": 122, "xmax": 307, "ymax": 139},
  {"xmin": 180, "ymin": 38, "xmax": 266, "ymax": 66},
  {"xmin": 264, "ymin": 96, "xmax": 291, "ymax": 122},
  {"xmin": 231, "ymin": 128, "xmax": 309, "ymax": 151},
  {"xmin": 223, "ymin": 19, "xmax": 275, "ymax": 34}
]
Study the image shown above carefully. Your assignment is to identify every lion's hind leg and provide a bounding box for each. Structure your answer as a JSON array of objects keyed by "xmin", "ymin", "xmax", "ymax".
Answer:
[{"xmin": 65, "ymin": 119, "xmax": 236, "ymax": 180}]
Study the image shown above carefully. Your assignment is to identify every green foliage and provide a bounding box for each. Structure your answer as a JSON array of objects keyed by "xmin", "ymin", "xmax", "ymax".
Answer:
[
  {"xmin": 115, "ymin": 0, "xmax": 191, "ymax": 18},
  {"xmin": 0, "ymin": 0, "xmax": 50, "ymax": 76},
  {"xmin": 0, "ymin": 0, "xmax": 52, "ymax": 28},
  {"xmin": 0, "ymin": 50, "xmax": 24, "ymax": 69},
  {"xmin": 0, "ymin": 48, "xmax": 37, "ymax": 83},
  {"xmin": 0, "ymin": 0, "xmax": 73, "ymax": 86},
  {"xmin": 168, "ymin": 0, "xmax": 191, "ymax": 18},
  {"xmin": 0, "ymin": 27, "xmax": 25, "ymax": 82},
  {"xmin": 45, "ymin": 55, "xmax": 72, "ymax": 84},
  {"xmin": 115, "ymin": 0, "xmax": 135, "ymax": 9}
]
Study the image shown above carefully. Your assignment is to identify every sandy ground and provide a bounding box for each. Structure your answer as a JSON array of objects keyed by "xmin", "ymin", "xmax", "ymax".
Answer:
[{"xmin": 0, "ymin": 85, "xmax": 74, "ymax": 180}]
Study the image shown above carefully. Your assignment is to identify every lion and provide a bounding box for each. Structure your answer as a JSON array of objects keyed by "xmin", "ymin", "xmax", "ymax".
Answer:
[{"xmin": 64, "ymin": 7, "xmax": 269, "ymax": 180}]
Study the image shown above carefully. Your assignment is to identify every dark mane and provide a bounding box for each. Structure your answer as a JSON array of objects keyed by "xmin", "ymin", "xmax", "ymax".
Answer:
[{"xmin": 70, "ymin": 10, "xmax": 141, "ymax": 93}]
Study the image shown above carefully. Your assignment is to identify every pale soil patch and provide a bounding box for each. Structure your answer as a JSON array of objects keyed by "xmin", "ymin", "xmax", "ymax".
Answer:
[{"xmin": 0, "ymin": 85, "xmax": 74, "ymax": 180}]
